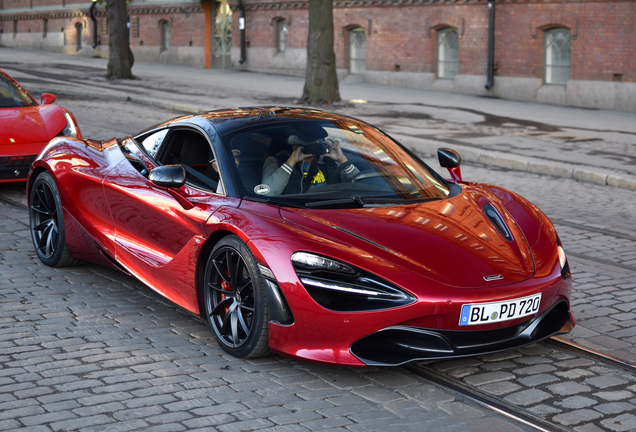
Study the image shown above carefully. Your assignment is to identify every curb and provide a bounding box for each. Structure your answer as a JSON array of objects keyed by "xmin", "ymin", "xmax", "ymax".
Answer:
[{"xmin": 33, "ymin": 86, "xmax": 636, "ymax": 193}]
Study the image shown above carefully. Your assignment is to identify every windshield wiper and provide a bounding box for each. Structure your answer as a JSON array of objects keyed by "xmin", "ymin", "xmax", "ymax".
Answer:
[
  {"xmin": 242, "ymin": 196, "xmax": 304, "ymax": 208},
  {"xmin": 306, "ymin": 196, "xmax": 443, "ymax": 208}
]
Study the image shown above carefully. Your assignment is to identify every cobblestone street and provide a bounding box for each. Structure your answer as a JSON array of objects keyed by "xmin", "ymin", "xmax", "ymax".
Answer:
[{"xmin": 2, "ymin": 48, "xmax": 636, "ymax": 431}]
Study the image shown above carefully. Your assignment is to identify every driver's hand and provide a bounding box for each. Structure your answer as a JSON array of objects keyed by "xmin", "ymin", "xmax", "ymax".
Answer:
[
  {"xmin": 324, "ymin": 138, "xmax": 347, "ymax": 164},
  {"xmin": 287, "ymin": 146, "xmax": 308, "ymax": 167}
]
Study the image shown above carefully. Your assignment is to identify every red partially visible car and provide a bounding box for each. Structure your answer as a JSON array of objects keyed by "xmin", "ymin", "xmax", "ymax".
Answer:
[{"xmin": 0, "ymin": 69, "xmax": 81, "ymax": 183}]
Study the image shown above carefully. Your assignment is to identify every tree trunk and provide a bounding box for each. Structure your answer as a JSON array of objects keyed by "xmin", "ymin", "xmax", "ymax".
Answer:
[
  {"xmin": 301, "ymin": 0, "xmax": 341, "ymax": 104},
  {"xmin": 106, "ymin": 0, "xmax": 134, "ymax": 79}
]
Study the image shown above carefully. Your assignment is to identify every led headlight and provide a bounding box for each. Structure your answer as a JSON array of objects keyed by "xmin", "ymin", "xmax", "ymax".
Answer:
[
  {"xmin": 557, "ymin": 246, "xmax": 566, "ymax": 270},
  {"xmin": 59, "ymin": 113, "xmax": 78, "ymax": 139},
  {"xmin": 291, "ymin": 252, "xmax": 356, "ymax": 275},
  {"xmin": 291, "ymin": 251, "xmax": 415, "ymax": 312},
  {"xmin": 556, "ymin": 236, "xmax": 571, "ymax": 280}
]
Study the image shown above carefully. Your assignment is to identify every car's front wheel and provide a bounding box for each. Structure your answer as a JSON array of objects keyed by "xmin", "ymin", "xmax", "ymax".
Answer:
[
  {"xmin": 203, "ymin": 235, "xmax": 270, "ymax": 358},
  {"xmin": 29, "ymin": 171, "xmax": 81, "ymax": 267}
]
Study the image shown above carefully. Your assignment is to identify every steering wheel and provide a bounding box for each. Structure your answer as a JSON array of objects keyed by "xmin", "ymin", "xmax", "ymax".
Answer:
[{"xmin": 328, "ymin": 161, "xmax": 354, "ymax": 184}]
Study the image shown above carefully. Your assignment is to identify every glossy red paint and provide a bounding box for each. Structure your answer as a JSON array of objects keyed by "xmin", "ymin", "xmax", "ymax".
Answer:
[
  {"xmin": 1, "ymin": 69, "xmax": 81, "ymax": 183},
  {"xmin": 27, "ymin": 108, "xmax": 574, "ymax": 366}
]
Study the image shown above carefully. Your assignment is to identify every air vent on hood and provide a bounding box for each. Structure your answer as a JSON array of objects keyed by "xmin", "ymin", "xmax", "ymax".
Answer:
[{"xmin": 483, "ymin": 203, "xmax": 513, "ymax": 241}]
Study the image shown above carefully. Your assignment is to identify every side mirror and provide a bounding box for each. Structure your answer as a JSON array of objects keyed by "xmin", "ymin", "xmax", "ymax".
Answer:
[
  {"xmin": 41, "ymin": 93, "xmax": 57, "ymax": 105},
  {"xmin": 437, "ymin": 148, "xmax": 462, "ymax": 182},
  {"xmin": 149, "ymin": 165, "xmax": 186, "ymax": 188}
]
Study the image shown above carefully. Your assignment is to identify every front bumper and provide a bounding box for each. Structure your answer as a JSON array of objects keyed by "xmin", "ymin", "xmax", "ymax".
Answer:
[
  {"xmin": 0, "ymin": 154, "xmax": 37, "ymax": 182},
  {"xmin": 350, "ymin": 299, "xmax": 574, "ymax": 366}
]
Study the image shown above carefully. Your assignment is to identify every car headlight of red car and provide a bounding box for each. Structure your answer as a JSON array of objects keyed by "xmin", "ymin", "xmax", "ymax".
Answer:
[
  {"xmin": 58, "ymin": 113, "xmax": 79, "ymax": 139},
  {"xmin": 291, "ymin": 252, "xmax": 416, "ymax": 312},
  {"xmin": 556, "ymin": 236, "xmax": 571, "ymax": 280}
]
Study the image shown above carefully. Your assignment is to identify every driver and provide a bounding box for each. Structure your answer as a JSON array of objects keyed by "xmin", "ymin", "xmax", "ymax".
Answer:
[{"xmin": 261, "ymin": 137, "xmax": 359, "ymax": 195}]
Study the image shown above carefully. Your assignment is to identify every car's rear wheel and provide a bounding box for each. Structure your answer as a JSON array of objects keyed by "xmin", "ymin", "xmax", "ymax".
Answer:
[
  {"xmin": 29, "ymin": 171, "xmax": 81, "ymax": 267},
  {"xmin": 203, "ymin": 235, "xmax": 270, "ymax": 358}
]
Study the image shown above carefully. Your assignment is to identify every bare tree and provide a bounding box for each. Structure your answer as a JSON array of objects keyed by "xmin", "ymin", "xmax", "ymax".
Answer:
[
  {"xmin": 106, "ymin": 0, "xmax": 134, "ymax": 79},
  {"xmin": 301, "ymin": 0, "xmax": 341, "ymax": 104}
]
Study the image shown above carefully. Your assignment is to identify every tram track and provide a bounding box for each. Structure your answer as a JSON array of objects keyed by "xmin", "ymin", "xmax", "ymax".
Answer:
[{"xmin": 404, "ymin": 362, "xmax": 570, "ymax": 432}]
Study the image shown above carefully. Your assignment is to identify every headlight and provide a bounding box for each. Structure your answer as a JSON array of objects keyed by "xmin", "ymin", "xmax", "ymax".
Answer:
[
  {"xmin": 291, "ymin": 252, "xmax": 356, "ymax": 275},
  {"xmin": 291, "ymin": 252, "xmax": 415, "ymax": 312},
  {"xmin": 556, "ymin": 236, "xmax": 571, "ymax": 280},
  {"xmin": 557, "ymin": 246, "xmax": 566, "ymax": 270},
  {"xmin": 58, "ymin": 113, "xmax": 78, "ymax": 139}
]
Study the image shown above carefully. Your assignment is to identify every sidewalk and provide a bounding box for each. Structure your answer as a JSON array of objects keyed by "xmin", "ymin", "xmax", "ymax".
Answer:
[{"xmin": 3, "ymin": 47, "xmax": 636, "ymax": 190}]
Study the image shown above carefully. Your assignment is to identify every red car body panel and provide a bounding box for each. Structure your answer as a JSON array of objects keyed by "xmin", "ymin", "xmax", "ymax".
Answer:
[
  {"xmin": 0, "ymin": 69, "xmax": 81, "ymax": 183},
  {"xmin": 27, "ymin": 108, "xmax": 573, "ymax": 366}
]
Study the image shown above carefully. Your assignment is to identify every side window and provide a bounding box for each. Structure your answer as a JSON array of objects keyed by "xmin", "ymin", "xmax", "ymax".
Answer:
[
  {"xmin": 141, "ymin": 129, "xmax": 169, "ymax": 159},
  {"xmin": 158, "ymin": 129, "xmax": 219, "ymax": 192}
]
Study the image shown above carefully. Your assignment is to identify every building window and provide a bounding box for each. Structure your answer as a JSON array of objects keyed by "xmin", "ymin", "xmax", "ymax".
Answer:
[
  {"xmin": 545, "ymin": 28, "xmax": 571, "ymax": 85},
  {"xmin": 437, "ymin": 28, "xmax": 458, "ymax": 79},
  {"xmin": 13, "ymin": 20, "xmax": 18, "ymax": 38},
  {"xmin": 348, "ymin": 27, "xmax": 366, "ymax": 75},
  {"xmin": 43, "ymin": 19, "xmax": 48, "ymax": 38},
  {"xmin": 160, "ymin": 21, "xmax": 170, "ymax": 52},
  {"xmin": 277, "ymin": 19, "xmax": 288, "ymax": 53},
  {"xmin": 101, "ymin": 18, "xmax": 108, "ymax": 35},
  {"xmin": 131, "ymin": 16, "xmax": 139, "ymax": 38}
]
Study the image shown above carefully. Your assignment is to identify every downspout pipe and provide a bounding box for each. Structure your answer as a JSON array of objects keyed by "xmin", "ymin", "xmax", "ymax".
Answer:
[
  {"xmin": 237, "ymin": 0, "xmax": 246, "ymax": 64},
  {"xmin": 89, "ymin": 0, "xmax": 98, "ymax": 49},
  {"xmin": 485, "ymin": 0, "xmax": 495, "ymax": 90}
]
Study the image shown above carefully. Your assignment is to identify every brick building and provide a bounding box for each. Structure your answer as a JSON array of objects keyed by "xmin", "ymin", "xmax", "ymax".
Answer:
[{"xmin": 1, "ymin": 0, "xmax": 634, "ymax": 112}]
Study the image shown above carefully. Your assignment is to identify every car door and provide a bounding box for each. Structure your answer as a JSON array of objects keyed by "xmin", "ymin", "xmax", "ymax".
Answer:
[{"xmin": 102, "ymin": 126, "xmax": 238, "ymax": 313}]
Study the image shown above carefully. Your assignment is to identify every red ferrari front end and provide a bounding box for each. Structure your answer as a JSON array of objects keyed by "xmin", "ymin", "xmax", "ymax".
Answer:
[{"xmin": 0, "ymin": 70, "xmax": 81, "ymax": 182}]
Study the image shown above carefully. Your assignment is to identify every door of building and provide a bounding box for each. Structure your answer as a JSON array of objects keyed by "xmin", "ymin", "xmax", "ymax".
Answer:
[{"xmin": 213, "ymin": 0, "xmax": 232, "ymax": 68}]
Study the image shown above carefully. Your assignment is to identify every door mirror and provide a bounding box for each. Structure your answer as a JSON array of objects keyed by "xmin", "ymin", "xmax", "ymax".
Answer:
[
  {"xmin": 40, "ymin": 93, "xmax": 57, "ymax": 105},
  {"xmin": 437, "ymin": 148, "xmax": 463, "ymax": 182},
  {"xmin": 437, "ymin": 148, "xmax": 461, "ymax": 168},
  {"xmin": 149, "ymin": 165, "xmax": 186, "ymax": 188}
]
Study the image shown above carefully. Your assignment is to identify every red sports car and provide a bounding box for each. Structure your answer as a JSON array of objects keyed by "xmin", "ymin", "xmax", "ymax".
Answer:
[
  {"xmin": 1, "ymin": 69, "xmax": 81, "ymax": 183},
  {"xmin": 27, "ymin": 107, "xmax": 574, "ymax": 366}
]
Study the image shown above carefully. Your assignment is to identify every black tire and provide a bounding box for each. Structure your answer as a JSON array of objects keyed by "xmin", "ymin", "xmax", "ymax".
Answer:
[
  {"xmin": 203, "ymin": 235, "xmax": 270, "ymax": 358},
  {"xmin": 29, "ymin": 171, "xmax": 81, "ymax": 267}
]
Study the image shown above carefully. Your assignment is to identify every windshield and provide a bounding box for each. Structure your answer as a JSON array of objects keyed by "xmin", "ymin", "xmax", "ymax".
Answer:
[
  {"xmin": 221, "ymin": 118, "xmax": 450, "ymax": 207},
  {"xmin": 0, "ymin": 72, "xmax": 37, "ymax": 108}
]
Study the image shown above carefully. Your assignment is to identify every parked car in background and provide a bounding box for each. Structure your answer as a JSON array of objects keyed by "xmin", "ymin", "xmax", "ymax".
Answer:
[
  {"xmin": 0, "ymin": 69, "xmax": 81, "ymax": 183},
  {"xmin": 27, "ymin": 107, "xmax": 574, "ymax": 366}
]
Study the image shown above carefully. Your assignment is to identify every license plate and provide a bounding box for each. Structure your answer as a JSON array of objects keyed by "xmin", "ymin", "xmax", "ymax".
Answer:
[{"xmin": 459, "ymin": 293, "xmax": 542, "ymax": 326}]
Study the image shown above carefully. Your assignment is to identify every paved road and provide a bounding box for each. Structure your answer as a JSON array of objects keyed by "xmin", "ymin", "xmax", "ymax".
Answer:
[{"xmin": 2, "ymin": 48, "xmax": 636, "ymax": 431}]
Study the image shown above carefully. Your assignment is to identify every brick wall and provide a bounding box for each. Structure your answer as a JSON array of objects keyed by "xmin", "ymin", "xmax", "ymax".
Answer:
[{"xmin": 239, "ymin": 0, "xmax": 635, "ymax": 83}]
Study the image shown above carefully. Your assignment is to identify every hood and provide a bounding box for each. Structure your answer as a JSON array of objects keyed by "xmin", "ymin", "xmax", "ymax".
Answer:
[
  {"xmin": 0, "ymin": 105, "xmax": 66, "ymax": 145},
  {"xmin": 280, "ymin": 186, "xmax": 535, "ymax": 289}
]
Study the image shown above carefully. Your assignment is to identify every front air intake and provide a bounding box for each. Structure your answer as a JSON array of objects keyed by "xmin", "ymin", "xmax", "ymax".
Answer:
[{"xmin": 483, "ymin": 203, "xmax": 513, "ymax": 241}]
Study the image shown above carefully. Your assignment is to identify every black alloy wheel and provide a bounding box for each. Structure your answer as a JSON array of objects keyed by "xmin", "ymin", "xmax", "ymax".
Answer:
[
  {"xmin": 203, "ymin": 235, "xmax": 270, "ymax": 358},
  {"xmin": 29, "ymin": 171, "xmax": 80, "ymax": 267}
]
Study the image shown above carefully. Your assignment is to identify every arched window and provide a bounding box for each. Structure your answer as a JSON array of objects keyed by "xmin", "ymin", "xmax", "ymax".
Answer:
[
  {"xmin": 348, "ymin": 27, "xmax": 366, "ymax": 75},
  {"xmin": 437, "ymin": 28, "xmax": 458, "ymax": 79},
  {"xmin": 75, "ymin": 22, "xmax": 83, "ymax": 50},
  {"xmin": 160, "ymin": 21, "xmax": 170, "ymax": 52},
  {"xmin": 277, "ymin": 19, "xmax": 288, "ymax": 53},
  {"xmin": 545, "ymin": 28, "xmax": 571, "ymax": 84}
]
